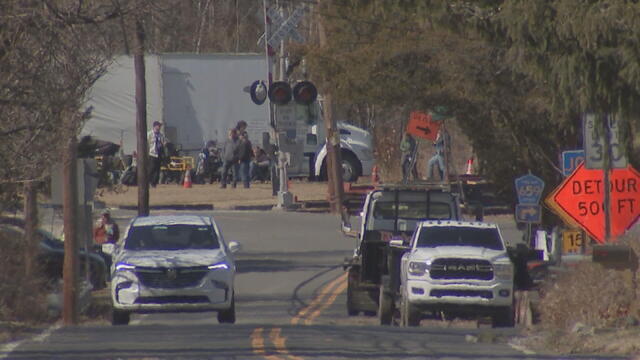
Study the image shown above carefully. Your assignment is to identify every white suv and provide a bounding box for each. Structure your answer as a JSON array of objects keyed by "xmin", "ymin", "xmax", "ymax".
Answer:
[
  {"xmin": 398, "ymin": 221, "xmax": 514, "ymax": 327},
  {"xmin": 105, "ymin": 215, "xmax": 240, "ymax": 325}
]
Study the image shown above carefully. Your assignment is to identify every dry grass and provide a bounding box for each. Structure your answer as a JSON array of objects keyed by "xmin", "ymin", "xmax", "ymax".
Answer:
[
  {"xmin": 97, "ymin": 180, "xmax": 331, "ymax": 209},
  {"xmin": 526, "ymin": 224, "xmax": 640, "ymax": 356}
]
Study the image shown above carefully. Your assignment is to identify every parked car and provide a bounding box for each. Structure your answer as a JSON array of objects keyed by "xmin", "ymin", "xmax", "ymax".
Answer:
[
  {"xmin": 0, "ymin": 217, "xmax": 108, "ymax": 289},
  {"xmin": 105, "ymin": 214, "xmax": 240, "ymax": 326}
]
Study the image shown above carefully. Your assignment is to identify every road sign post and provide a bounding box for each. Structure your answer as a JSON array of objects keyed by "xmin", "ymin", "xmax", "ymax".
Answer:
[{"xmin": 514, "ymin": 173, "xmax": 545, "ymax": 246}]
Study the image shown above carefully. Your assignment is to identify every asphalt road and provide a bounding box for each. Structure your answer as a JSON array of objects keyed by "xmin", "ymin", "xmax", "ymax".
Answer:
[{"xmin": 1, "ymin": 210, "xmax": 627, "ymax": 359}]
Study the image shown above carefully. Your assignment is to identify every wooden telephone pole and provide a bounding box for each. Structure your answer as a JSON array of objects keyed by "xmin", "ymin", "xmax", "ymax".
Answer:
[
  {"xmin": 317, "ymin": 8, "xmax": 344, "ymax": 213},
  {"xmin": 134, "ymin": 19, "xmax": 150, "ymax": 216},
  {"xmin": 62, "ymin": 120, "xmax": 79, "ymax": 325}
]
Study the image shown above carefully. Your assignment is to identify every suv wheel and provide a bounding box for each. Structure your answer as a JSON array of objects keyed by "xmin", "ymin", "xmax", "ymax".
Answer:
[
  {"xmin": 218, "ymin": 294, "xmax": 236, "ymax": 324},
  {"xmin": 112, "ymin": 309, "xmax": 130, "ymax": 326}
]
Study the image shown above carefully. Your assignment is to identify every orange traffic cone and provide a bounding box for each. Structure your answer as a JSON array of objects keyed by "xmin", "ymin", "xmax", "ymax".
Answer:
[
  {"xmin": 465, "ymin": 158, "xmax": 474, "ymax": 175},
  {"xmin": 183, "ymin": 168, "xmax": 192, "ymax": 188}
]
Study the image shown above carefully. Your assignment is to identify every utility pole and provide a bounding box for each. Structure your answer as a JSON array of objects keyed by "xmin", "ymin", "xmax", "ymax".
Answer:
[
  {"xmin": 23, "ymin": 180, "xmax": 37, "ymax": 278},
  {"xmin": 603, "ymin": 113, "xmax": 612, "ymax": 241},
  {"xmin": 317, "ymin": 11, "xmax": 344, "ymax": 213},
  {"xmin": 62, "ymin": 119, "xmax": 79, "ymax": 326},
  {"xmin": 134, "ymin": 19, "xmax": 149, "ymax": 216}
]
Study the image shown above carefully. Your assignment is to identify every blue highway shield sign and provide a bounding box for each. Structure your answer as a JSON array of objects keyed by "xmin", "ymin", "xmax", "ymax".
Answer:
[{"xmin": 515, "ymin": 174, "xmax": 545, "ymax": 204}]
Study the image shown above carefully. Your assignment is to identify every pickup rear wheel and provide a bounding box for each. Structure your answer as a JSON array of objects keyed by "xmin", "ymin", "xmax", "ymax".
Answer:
[
  {"xmin": 111, "ymin": 309, "xmax": 130, "ymax": 326},
  {"xmin": 492, "ymin": 306, "xmax": 514, "ymax": 328},
  {"xmin": 346, "ymin": 280, "xmax": 359, "ymax": 316},
  {"xmin": 378, "ymin": 289, "xmax": 393, "ymax": 325}
]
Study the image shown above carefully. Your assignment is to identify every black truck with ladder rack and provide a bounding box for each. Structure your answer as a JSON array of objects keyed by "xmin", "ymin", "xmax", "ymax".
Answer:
[{"xmin": 341, "ymin": 182, "xmax": 468, "ymax": 324}]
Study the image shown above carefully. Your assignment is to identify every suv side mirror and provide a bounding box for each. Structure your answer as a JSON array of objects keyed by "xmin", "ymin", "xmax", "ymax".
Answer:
[{"xmin": 102, "ymin": 243, "xmax": 115, "ymax": 256}]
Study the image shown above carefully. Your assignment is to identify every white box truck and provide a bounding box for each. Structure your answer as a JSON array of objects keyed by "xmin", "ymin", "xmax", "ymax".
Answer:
[{"xmin": 82, "ymin": 53, "xmax": 373, "ymax": 181}]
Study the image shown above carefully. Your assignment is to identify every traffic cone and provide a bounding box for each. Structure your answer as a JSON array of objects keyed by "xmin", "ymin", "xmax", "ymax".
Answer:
[
  {"xmin": 465, "ymin": 158, "xmax": 474, "ymax": 175},
  {"xmin": 183, "ymin": 168, "xmax": 192, "ymax": 188}
]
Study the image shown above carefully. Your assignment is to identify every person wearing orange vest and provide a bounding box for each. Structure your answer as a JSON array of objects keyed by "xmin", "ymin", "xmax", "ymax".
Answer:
[{"xmin": 93, "ymin": 209, "xmax": 120, "ymax": 245}]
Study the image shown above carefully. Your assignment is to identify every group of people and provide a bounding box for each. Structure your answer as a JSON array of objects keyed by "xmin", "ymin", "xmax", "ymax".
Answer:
[
  {"xmin": 146, "ymin": 120, "xmax": 271, "ymax": 188},
  {"xmin": 400, "ymin": 128, "xmax": 447, "ymax": 183}
]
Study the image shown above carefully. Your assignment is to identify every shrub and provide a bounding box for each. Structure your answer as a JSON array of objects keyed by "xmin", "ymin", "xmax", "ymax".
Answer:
[
  {"xmin": 0, "ymin": 231, "xmax": 50, "ymax": 323},
  {"xmin": 537, "ymin": 227, "xmax": 640, "ymax": 331}
]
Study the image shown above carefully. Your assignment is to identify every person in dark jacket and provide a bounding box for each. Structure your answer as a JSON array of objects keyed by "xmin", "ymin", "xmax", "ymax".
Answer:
[
  {"xmin": 237, "ymin": 131, "xmax": 254, "ymax": 188},
  {"xmin": 220, "ymin": 129, "xmax": 239, "ymax": 189}
]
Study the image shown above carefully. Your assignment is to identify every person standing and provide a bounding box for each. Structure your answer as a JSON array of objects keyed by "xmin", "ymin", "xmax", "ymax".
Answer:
[
  {"xmin": 235, "ymin": 120, "xmax": 248, "ymax": 134},
  {"xmin": 220, "ymin": 129, "xmax": 240, "ymax": 189},
  {"xmin": 93, "ymin": 209, "xmax": 120, "ymax": 271},
  {"xmin": 237, "ymin": 131, "xmax": 254, "ymax": 188},
  {"xmin": 427, "ymin": 128, "xmax": 447, "ymax": 180},
  {"xmin": 147, "ymin": 121, "xmax": 167, "ymax": 187},
  {"xmin": 400, "ymin": 132, "xmax": 418, "ymax": 182}
]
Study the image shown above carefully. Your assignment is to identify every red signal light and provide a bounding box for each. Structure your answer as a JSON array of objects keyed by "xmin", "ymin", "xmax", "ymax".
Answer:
[
  {"xmin": 268, "ymin": 81, "xmax": 292, "ymax": 105},
  {"xmin": 293, "ymin": 81, "xmax": 317, "ymax": 105}
]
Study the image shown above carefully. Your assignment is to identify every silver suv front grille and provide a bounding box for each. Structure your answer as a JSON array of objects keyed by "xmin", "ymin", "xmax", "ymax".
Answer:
[{"xmin": 135, "ymin": 266, "xmax": 208, "ymax": 288}]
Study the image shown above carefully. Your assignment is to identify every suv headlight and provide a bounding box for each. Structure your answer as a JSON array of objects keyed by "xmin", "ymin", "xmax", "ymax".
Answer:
[
  {"xmin": 115, "ymin": 263, "xmax": 136, "ymax": 272},
  {"xmin": 208, "ymin": 261, "xmax": 229, "ymax": 270},
  {"xmin": 408, "ymin": 261, "xmax": 431, "ymax": 276},
  {"xmin": 493, "ymin": 263, "xmax": 513, "ymax": 280}
]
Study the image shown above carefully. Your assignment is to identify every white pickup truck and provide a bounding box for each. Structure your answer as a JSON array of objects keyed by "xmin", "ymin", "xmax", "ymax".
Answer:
[{"xmin": 395, "ymin": 220, "xmax": 515, "ymax": 327}]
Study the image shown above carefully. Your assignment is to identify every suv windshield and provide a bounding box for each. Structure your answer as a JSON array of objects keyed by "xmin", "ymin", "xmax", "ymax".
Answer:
[
  {"xmin": 416, "ymin": 227, "xmax": 503, "ymax": 250},
  {"xmin": 124, "ymin": 224, "xmax": 220, "ymax": 251}
]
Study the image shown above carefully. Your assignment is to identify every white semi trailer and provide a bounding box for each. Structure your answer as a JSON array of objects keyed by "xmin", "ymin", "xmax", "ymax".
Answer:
[{"xmin": 82, "ymin": 53, "xmax": 373, "ymax": 181}]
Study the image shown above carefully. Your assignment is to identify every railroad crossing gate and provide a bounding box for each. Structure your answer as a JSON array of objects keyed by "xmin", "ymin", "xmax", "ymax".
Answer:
[{"xmin": 551, "ymin": 163, "xmax": 640, "ymax": 243}]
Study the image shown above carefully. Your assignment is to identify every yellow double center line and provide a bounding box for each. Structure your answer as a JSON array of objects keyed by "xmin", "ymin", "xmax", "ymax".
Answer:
[
  {"xmin": 291, "ymin": 273, "xmax": 348, "ymax": 325},
  {"xmin": 251, "ymin": 273, "xmax": 348, "ymax": 359}
]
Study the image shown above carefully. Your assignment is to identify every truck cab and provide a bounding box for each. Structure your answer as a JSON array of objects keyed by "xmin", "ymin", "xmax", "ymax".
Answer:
[{"xmin": 343, "ymin": 183, "xmax": 462, "ymax": 324}]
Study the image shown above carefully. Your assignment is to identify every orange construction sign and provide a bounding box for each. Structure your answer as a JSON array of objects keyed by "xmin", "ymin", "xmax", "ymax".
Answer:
[
  {"xmin": 550, "ymin": 163, "xmax": 640, "ymax": 243},
  {"xmin": 407, "ymin": 111, "xmax": 441, "ymax": 141}
]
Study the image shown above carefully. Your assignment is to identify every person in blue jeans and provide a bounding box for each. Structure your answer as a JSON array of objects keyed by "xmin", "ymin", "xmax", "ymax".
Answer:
[
  {"xmin": 237, "ymin": 131, "xmax": 254, "ymax": 188},
  {"xmin": 427, "ymin": 128, "xmax": 447, "ymax": 180},
  {"xmin": 220, "ymin": 129, "xmax": 239, "ymax": 188}
]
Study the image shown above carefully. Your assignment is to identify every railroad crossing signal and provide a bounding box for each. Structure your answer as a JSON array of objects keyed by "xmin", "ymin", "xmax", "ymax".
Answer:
[
  {"xmin": 259, "ymin": 5, "xmax": 306, "ymax": 48},
  {"xmin": 551, "ymin": 163, "xmax": 640, "ymax": 243}
]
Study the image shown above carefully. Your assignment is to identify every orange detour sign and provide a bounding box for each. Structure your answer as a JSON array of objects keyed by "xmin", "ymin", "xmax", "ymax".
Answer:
[
  {"xmin": 407, "ymin": 111, "xmax": 441, "ymax": 141},
  {"xmin": 552, "ymin": 163, "xmax": 640, "ymax": 243}
]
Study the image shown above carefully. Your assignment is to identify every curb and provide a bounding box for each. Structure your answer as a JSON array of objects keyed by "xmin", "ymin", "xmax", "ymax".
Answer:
[{"xmin": 117, "ymin": 204, "xmax": 214, "ymax": 211}]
